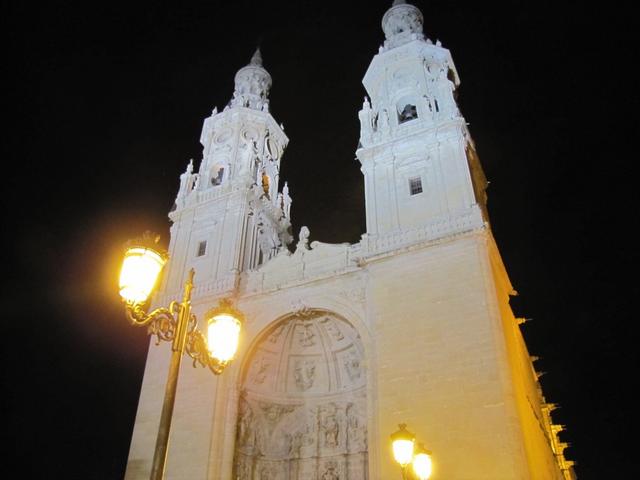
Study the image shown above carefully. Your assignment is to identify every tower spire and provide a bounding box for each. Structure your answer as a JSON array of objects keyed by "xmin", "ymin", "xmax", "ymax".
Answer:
[
  {"xmin": 229, "ymin": 47, "xmax": 272, "ymax": 111},
  {"xmin": 250, "ymin": 47, "xmax": 263, "ymax": 67}
]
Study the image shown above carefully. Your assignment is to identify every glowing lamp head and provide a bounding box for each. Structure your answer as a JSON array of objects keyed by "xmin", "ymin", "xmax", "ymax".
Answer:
[
  {"xmin": 206, "ymin": 299, "xmax": 243, "ymax": 363},
  {"xmin": 412, "ymin": 443, "xmax": 433, "ymax": 479},
  {"xmin": 119, "ymin": 241, "xmax": 166, "ymax": 304},
  {"xmin": 391, "ymin": 423, "xmax": 415, "ymax": 467}
]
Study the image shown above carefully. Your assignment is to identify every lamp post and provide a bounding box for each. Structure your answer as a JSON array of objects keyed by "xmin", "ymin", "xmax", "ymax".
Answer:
[
  {"xmin": 118, "ymin": 234, "xmax": 243, "ymax": 480},
  {"xmin": 391, "ymin": 424, "xmax": 433, "ymax": 480}
]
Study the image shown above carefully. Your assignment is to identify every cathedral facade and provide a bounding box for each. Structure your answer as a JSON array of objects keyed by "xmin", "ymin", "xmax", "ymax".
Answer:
[{"xmin": 125, "ymin": 2, "xmax": 574, "ymax": 479}]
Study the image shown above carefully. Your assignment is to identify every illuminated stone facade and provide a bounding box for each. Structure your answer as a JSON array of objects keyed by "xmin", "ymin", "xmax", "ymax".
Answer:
[{"xmin": 125, "ymin": 2, "xmax": 574, "ymax": 479}]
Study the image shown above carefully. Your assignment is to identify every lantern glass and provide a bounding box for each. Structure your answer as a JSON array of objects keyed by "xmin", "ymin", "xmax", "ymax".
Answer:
[
  {"xmin": 119, "ymin": 247, "xmax": 165, "ymax": 304},
  {"xmin": 207, "ymin": 313, "xmax": 241, "ymax": 362},
  {"xmin": 392, "ymin": 439, "xmax": 415, "ymax": 467},
  {"xmin": 391, "ymin": 424, "xmax": 415, "ymax": 467},
  {"xmin": 412, "ymin": 448, "xmax": 433, "ymax": 479}
]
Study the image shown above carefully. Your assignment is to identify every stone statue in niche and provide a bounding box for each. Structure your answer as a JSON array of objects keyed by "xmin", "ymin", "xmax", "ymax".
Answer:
[
  {"xmin": 378, "ymin": 109, "xmax": 390, "ymax": 134},
  {"xmin": 344, "ymin": 352, "xmax": 362, "ymax": 382},
  {"xmin": 237, "ymin": 400, "xmax": 256, "ymax": 448},
  {"xmin": 289, "ymin": 430, "xmax": 304, "ymax": 458},
  {"xmin": 321, "ymin": 460, "xmax": 340, "ymax": 480},
  {"xmin": 346, "ymin": 403, "xmax": 366, "ymax": 451},
  {"xmin": 300, "ymin": 409, "xmax": 318, "ymax": 451},
  {"xmin": 294, "ymin": 359, "xmax": 316, "ymax": 391},
  {"xmin": 297, "ymin": 322, "xmax": 316, "ymax": 347},
  {"xmin": 256, "ymin": 211, "xmax": 281, "ymax": 258},
  {"xmin": 321, "ymin": 406, "xmax": 340, "ymax": 448}
]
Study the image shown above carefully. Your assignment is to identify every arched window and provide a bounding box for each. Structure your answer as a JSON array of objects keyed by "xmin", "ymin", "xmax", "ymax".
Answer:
[
  {"xmin": 398, "ymin": 103, "xmax": 418, "ymax": 123},
  {"xmin": 396, "ymin": 95, "xmax": 419, "ymax": 124},
  {"xmin": 211, "ymin": 165, "xmax": 225, "ymax": 186}
]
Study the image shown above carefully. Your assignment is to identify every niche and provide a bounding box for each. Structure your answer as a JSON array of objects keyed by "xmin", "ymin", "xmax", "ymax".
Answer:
[
  {"xmin": 211, "ymin": 165, "xmax": 225, "ymax": 186},
  {"xmin": 396, "ymin": 95, "xmax": 419, "ymax": 124}
]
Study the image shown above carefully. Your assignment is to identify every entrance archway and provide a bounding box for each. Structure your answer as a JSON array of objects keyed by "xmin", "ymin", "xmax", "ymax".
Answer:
[{"xmin": 233, "ymin": 309, "xmax": 368, "ymax": 479}]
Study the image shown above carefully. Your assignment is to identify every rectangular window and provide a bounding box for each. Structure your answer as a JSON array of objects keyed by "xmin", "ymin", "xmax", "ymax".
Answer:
[
  {"xmin": 409, "ymin": 176, "xmax": 423, "ymax": 195},
  {"xmin": 196, "ymin": 240, "xmax": 207, "ymax": 257}
]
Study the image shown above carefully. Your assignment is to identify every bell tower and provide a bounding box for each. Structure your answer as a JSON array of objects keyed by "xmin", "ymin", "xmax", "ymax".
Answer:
[
  {"xmin": 357, "ymin": 0, "xmax": 486, "ymax": 240},
  {"xmin": 164, "ymin": 49, "xmax": 292, "ymax": 297}
]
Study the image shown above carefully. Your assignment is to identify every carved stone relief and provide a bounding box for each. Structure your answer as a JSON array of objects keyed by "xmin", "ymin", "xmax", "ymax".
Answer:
[
  {"xmin": 250, "ymin": 356, "xmax": 270, "ymax": 385},
  {"xmin": 321, "ymin": 317, "xmax": 344, "ymax": 341},
  {"xmin": 234, "ymin": 310, "xmax": 368, "ymax": 479},
  {"xmin": 344, "ymin": 351, "xmax": 362, "ymax": 383},
  {"xmin": 297, "ymin": 321, "xmax": 316, "ymax": 347},
  {"xmin": 294, "ymin": 359, "xmax": 316, "ymax": 391}
]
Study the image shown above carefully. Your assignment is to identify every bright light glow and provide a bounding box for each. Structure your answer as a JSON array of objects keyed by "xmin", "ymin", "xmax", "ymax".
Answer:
[
  {"xmin": 392, "ymin": 439, "xmax": 415, "ymax": 467},
  {"xmin": 207, "ymin": 313, "xmax": 241, "ymax": 362},
  {"xmin": 119, "ymin": 247, "xmax": 165, "ymax": 304},
  {"xmin": 412, "ymin": 451, "xmax": 433, "ymax": 479}
]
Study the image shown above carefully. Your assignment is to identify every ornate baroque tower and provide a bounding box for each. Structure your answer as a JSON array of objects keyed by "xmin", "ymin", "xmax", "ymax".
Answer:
[
  {"xmin": 164, "ymin": 49, "xmax": 292, "ymax": 298},
  {"xmin": 125, "ymin": 3, "xmax": 574, "ymax": 479},
  {"xmin": 357, "ymin": 1, "xmax": 485, "ymax": 242}
]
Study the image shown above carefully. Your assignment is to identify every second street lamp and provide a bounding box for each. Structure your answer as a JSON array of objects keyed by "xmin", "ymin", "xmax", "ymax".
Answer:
[
  {"xmin": 118, "ymin": 234, "xmax": 243, "ymax": 480},
  {"xmin": 391, "ymin": 423, "xmax": 433, "ymax": 480}
]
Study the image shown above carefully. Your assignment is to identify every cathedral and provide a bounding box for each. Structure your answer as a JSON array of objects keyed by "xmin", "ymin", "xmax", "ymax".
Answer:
[{"xmin": 125, "ymin": 2, "xmax": 575, "ymax": 479}]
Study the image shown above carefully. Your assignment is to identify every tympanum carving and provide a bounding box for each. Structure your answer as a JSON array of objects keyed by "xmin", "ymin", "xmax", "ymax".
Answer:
[{"xmin": 234, "ymin": 311, "xmax": 367, "ymax": 479}]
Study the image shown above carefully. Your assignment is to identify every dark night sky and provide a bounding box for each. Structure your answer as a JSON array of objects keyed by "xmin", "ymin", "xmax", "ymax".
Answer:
[{"xmin": 2, "ymin": 1, "xmax": 637, "ymax": 478}]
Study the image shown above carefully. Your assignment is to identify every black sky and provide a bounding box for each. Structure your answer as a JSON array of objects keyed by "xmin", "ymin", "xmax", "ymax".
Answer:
[{"xmin": 2, "ymin": 1, "xmax": 637, "ymax": 478}]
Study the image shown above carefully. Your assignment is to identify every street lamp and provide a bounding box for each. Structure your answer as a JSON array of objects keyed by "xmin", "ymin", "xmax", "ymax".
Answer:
[
  {"xmin": 391, "ymin": 424, "xmax": 433, "ymax": 480},
  {"xmin": 412, "ymin": 442, "xmax": 433, "ymax": 480},
  {"xmin": 118, "ymin": 233, "xmax": 243, "ymax": 479}
]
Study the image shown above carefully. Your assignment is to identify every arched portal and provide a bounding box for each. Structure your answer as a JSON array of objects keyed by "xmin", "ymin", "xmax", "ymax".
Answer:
[{"xmin": 233, "ymin": 310, "xmax": 368, "ymax": 479}]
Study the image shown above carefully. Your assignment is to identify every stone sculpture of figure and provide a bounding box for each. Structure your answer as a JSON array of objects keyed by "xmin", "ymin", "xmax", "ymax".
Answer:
[
  {"xmin": 296, "ymin": 226, "xmax": 310, "ymax": 251},
  {"xmin": 346, "ymin": 403, "xmax": 366, "ymax": 451},
  {"xmin": 344, "ymin": 353, "xmax": 361, "ymax": 382},
  {"xmin": 294, "ymin": 359, "xmax": 316, "ymax": 391},
  {"xmin": 297, "ymin": 323, "xmax": 316, "ymax": 347},
  {"xmin": 282, "ymin": 182, "xmax": 292, "ymax": 218},
  {"xmin": 323, "ymin": 413, "xmax": 339, "ymax": 447},
  {"xmin": 178, "ymin": 159, "xmax": 195, "ymax": 198},
  {"xmin": 261, "ymin": 171, "xmax": 270, "ymax": 197},
  {"xmin": 257, "ymin": 215, "xmax": 280, "ymax": 258},
  {"xmin": 378, "ymin": 109, "xmax": 390, "ymax": 134},
  {"xmin": 238, "ymin": 403, "xmax": 256, "ymax": 448},
  {"xmin": 321, "ymin": 462, "xmax": 340, "ymax": 480},
  {"xmin": 432, "ymin": 64, "xmax": 458, "ymax": 118},
  {"xmin": 358, "ymin": 96, "xmax": 373, "ymax": 142}
]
